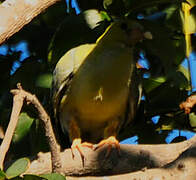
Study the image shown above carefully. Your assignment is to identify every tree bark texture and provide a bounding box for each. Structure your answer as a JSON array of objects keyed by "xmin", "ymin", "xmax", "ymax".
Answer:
[
  {"xmin": 25, "ymin": 135, "xmax": 196, "ymax": 179},
  {"xmin": 0, "ymin": 0, "xmax": 61, "ymax": 45}
]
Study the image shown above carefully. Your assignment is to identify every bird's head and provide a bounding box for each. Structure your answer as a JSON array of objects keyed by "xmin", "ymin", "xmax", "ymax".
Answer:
[{"xmin": 97, "ymin": 19, "xmax": 152, "ymax": 46}]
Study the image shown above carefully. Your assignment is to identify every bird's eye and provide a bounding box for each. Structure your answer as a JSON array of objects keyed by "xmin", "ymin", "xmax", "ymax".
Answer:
[{"xmin": 120, "ymin": 23, "xmax": 128, "ymax": 31}]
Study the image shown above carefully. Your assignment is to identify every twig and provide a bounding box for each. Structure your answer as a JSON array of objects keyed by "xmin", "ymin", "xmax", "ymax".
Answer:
[
  {"xmin": 23, "ymin": 86, "xmax": 62, "ymax": 173},
  {"xmin": 0, "ymin": 84, "xmax": 24, "ymax": 170},
  {"xmin": 0, "ymin": 83, "xmax": 62, "ymax": 172},
  {"xmin": 180, "ymin": 94, "xmax": 196, "ymax": 114}
]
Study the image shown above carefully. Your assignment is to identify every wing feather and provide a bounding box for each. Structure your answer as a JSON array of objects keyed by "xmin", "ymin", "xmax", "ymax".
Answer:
[{"xmin": 51, "ymin": 44, "xmax": 96, "ymax": 122}]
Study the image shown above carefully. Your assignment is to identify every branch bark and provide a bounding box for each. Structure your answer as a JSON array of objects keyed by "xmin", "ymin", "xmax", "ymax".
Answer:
[
  {"xmin": 25, "ymin": 135, "xmax": 196, "ymax": 179},
  {"xmin": 0, "ymin": 0, "xmax": 61, "ymax": 45},
  {"xmin": 0, "ymin": 84, "xmax": 62, "ymax": 172},
  {"xmin": 180, "ymin": 94, "xmax": 196, "ymax": 114},
  {"xmin": 0, "ymin": 84, "xmax": 24, "ymax": 169}
]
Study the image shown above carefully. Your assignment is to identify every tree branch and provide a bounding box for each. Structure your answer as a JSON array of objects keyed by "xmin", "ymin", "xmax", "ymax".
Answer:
[
  {"xmin": 25, "ymin": 135, "xmax": 196, "ymax": 178},
  {"xmin": 0, "ymin": 84, "xmax": 24, "ymax": 169},
  {"xmin": 0, "ymin": 0, "xmax": 61, "ymax": 45},
  {"xmin": 21, "ymin": 85, "xmax": 62, "ymax": 173},
  {"xmin": 180, "ymin": 94, "xmax": 196, "ymax": 114},
  {"xmin": 0, "ymin": 84, "xmax": 62, "ymax": 172}
]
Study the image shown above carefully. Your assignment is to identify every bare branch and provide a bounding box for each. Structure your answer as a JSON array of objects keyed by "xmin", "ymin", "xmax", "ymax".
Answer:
[
  {"xmin": 0, "ymin": 84, "xmax": 24, "ymax": 169},
  {"xmin": 0, "ymin": 0, "xmax": 61, "ymax": 45},
  {"xmin": 22, "ymin": 85, "xmax": 62, "ymax": 173},
  {"xmin": 0, "ymin": 84, "xmax": 62, "ymax": 172},
  {"xmin": 25, "ymin": 135, "xmax": 196, "ymax": 177}
]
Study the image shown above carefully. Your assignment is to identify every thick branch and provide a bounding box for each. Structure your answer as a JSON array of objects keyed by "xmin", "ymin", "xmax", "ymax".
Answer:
[
  {"xmin": 25, "ymin": 134, "xmax": 196, "ymax": 178},
  {"xmin": 0, "ymin": 0, "xmax": 61, "ymax": 45}
]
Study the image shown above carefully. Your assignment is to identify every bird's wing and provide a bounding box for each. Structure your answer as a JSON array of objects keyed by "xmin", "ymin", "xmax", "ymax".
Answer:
[
  {"xmin": 51, "ymin": 43, "xmax": 96, "ymax": 120},
  {"xmin": 120, "ymin": 68, "xmax": 142, "ymax": 134}
]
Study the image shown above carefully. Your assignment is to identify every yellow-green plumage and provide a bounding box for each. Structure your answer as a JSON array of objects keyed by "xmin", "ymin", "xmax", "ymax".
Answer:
[{"xmin": 52, "ymin": 20, "xmax": 146, "ymax": 144}]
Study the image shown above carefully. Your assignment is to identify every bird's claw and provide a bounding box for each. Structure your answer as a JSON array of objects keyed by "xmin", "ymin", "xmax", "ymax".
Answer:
[
  {"xmin": 71, "ymin": 139, "xmax": 93, "ymax": 166},
  {"xmin": 94, "ymin": 136, "xmax": 120, "ymax": 157}
]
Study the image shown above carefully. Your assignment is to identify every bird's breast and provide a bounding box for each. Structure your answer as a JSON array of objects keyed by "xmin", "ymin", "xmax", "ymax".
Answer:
[{"xmin": 64, "ymin": 45, "xmax": 134, "ymax": 124}]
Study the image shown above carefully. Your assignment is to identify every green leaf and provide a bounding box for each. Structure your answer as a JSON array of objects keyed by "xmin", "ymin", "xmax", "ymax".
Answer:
[
  {"xmin": 175, "ymin": 65, "xmax": 190, "ymax": 89},
  {"xmin": 82, "ymin": 9, "xmax": 103, "ymax": 29},
  {"xmin": 12, "ymin": 113, "xmax": 34, "ymax": 143},
  {"xmin": 76, "ymin": 0, "xmax": 103, "ymax": 11},
  {"xmin": 125, "ymin": 0, "xmax": 180, "ymax": 13},
  {"xmin": 140, "ymin": 20, "xmax": 185, "ymax": 71},
  {"xmin": 36, "ymin": 73, "xmax": 53, "ymax": 89},
  {"xmin": 186, "ymin": 0, "xmax": 196, "ymax": 7},
  {"xmin": 178, "ymin": 65, "xmax": 190, "ymax": 81},
  {"xmin": 0, "ymin": 170, "xmax": 6, "ymax": 180},
  {"xmin": 146, "ymin": 82, "xmax": 187, "ymax": 116},
  {"xmin": 189, "ymin": 113, "xmax": 196, "ymax": 129},
  {"xmin": 23, "ymin": 175, "xmax": 46, "ymax": 180},
  {"xmin": 180, "ymin": 6, "xmax": 196, "ymax": 34},
  {"xmin": 143, "ymin": 76, "xmax": 166, "ymax": 93},
  {"xmin": 157, "ymin": 112, "xmax": 189, "ymax": 131},
  {"xmin": 100, "ymin": 11, "xmax": 111, "ymax": 21},
  {"xmin": 41, "ymin": 1, "xmax": 68, "ymax": 28},
  {"xmin": 40, "ymin": 173, "xmax": 66, "ymax": 180},
  {"xmin": 103, "ymin": 0, "xmax": 127, "ymax": 16},
  {"xmin": 166, "ymin": 67, "xmax": 190, "ymax": 90},
  {"xmin": 164, "ymin": 4, "xmax": 183, "ymax": 32},
  {"xmin": 11, "ymin": 59, "xmax": 45, "ymax": 92},
  {"xmin": 164, "ymin": 4, "xmax": 179, "ymax": 20},
  {"xmin": 5, "ymin": 158, "xmax": 30, "ymax": 179}
]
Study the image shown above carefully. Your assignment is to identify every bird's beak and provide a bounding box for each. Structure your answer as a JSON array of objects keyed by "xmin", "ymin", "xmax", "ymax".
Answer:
[{"xmin": 143, "ymin": 31, "xmax": 153, "ymax": 40}]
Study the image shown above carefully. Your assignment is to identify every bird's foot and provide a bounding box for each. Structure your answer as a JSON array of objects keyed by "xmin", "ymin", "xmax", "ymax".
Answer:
[
  {"xmin": 71, "ymin": 138, "xmax": 93, "ymax": 165},
  {"xmin": 94, "ymin": 136, "xmax": 120, "ymax": 157}
]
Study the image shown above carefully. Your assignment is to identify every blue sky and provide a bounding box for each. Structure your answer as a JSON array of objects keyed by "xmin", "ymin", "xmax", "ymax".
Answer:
[
  {"xmin": 66, "ymin": 0, "xmax": 80, "ymax": 14},
  {"xmin": 182, "ymin": 52, "xmax": 196, "ymax": 92},
  {"xmin": 0, "ymin": 41, "xmax": 29, "ymax": 74}
]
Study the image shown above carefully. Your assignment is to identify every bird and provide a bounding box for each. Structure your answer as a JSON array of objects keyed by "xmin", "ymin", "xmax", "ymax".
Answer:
[{"xmin": 51, "ymin": 19, "xmax": 152, "ymax": 160}]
